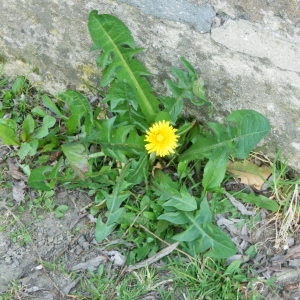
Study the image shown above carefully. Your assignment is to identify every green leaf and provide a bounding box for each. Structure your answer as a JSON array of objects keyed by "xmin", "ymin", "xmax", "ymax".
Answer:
[
  {"xmin": 153, "ymin": 171, "xmax": 178, "ymax": 191},
  {"xmin": 202, "ymin": 154, "xmax": 228, "ymax": 191},
  {"xmin": 174, "ymin": 219, "xmax": 236, "ymax": 258},
  {"xmin": 186, "ymin": 223, "xmax": 237, "ymax": 259},
  {"xmin": 159, "ymin": 96, "xmax": 183, "ymax": 123},
  {"xmin": 102, "ymin": 162, "xmax": 132, "ymax": 212},
  {"xmin": 28, "ymin": 163, "xmax": 60, "ymax": 191},
  {"xmin": 166, "ymin": 57, "xmax": 209, "ymax": 106},
  {"xmin": 192, "ymin": 77, "xmax": 209, "ymax": 105},
  {"xmin": 197, "ymin": 197, "xmax": 212, "ymax": 223},
  {"xmin": 104, "ymin": 81, "xmax": 137, "ymax": 112},
  {"xmin": 227, "ymin": 110, "xmax": 271, "ymax": 159},
  {"xmin": 177, "ymin": 160, "xmax": 191, "ymax": 180},
  {"xmin": 42, "ymin": 95, "xmax": 66, "ymax": 119},
  {"xmin": 201, "ymin": 223, "xmax": 237, "ymax": 258},
  {"xmin": 236, "ymin": 192, "xmax": 279, "ymax": 212},
  {"xmin": 179, "ymin": 134, "xmax": 219, "ymax": 162},
  {"xmin": 158, "ymin": 211, "xmax": 189, "ymax": 225},
  {"xmin": 95, "ymin": 208, "xmax": 125, "ymax": 242},
  {"xmin": 12, "ymin": 76, "xmax": 27, "ymax": 95},
  {"xmin": 172, "ymin": 199, "xmax": 212, "ymax": 242},
  {"xmin": 101, "ymin": 190, "xmax": 130, "ymax": 213},
  {"xmin": 54, "ymin": 205, "xmax": 69, "ymax": 218},
  {"xmin": 31, "ymin": 106, "xmax": 47, "ymax": 117},
  {"xmin": 91, "ymin": 119, "xmax": 144, "ymax": 162},
  {"xmin": 21, "ymin": 114, "xmax": 35, "ymax": 141},
  {"xmin": 88, "ymin": 11, "xmax": 159, "ymax": 122},
  {"xmin": 224, "ymin": 260, "xmax": 242, "ymax": 275},
  {"xmin": 95, "ymin": 216, "xmax": 115, "ymax": 242},
  {"xmin": 106, "ymin": 207, "xmax": 125, "ymax": 225},
  {"xmin": 127, "ymin": 154, "xmax": 149, "ymax": 185},
  {"xmin": 180, "ymin": 110, "xmax": 270, "ymax": 161},
  {"xmin": 62, "ymin": 143, "xmax": 89, "ymax": 179},
  {"xmin": 18, "ymin": 140, "xmax": 38, "ymax": 160},
  {"xmin": 34, "ymin": 115, "xmax": 56, "ymax": 139},
  {"xmin": 0, "ymin": 123, "xmax": 19, "ymax": 145},
  {"xmin": 94, "ymin": 117, "xmax": 115, "ymax": 143},
  {"xmin": 172, "ymin": 222, "xmax": 201, "ymax": 242},
  {"xmin": 162, "ymin": 188, "xmax": 197, "ymax": 212},
  {"xmin": 153, "ymin": 172, "xmax": 197, "ymax": 211},
  {"xmin": 154, "ymin": 111, "xmax": 172, "ymax": 123},
  {"xmin": 57, "ymin": 90, "xmax": 93, "ymax": 134}
]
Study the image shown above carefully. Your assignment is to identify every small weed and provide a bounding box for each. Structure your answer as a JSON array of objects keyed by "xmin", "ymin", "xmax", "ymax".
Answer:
[
  {"xmin": 27, "ymin": 190, "xmax": 55, "ymax": 218},
  {"xmin": 77, "ymin": 266, "xmax": 112, "ymax": 300},
  {"xmin": 169, "ymin": 257, "xmax": 253, "ymax": 299},
  {"xmin": 0, "ymin": 13, "xmax": 272, "ymax": 259},
  {"xmin": 0, "ymin": 8, "xmax": 298, "ymax": 299},
  {"xmin": 9, "ymin": 227, "xmax": 32, "ymax": 246},
  {"xmin": 76, "ymin": 265, "xmax": 167, "ymax": 300},
  {"xmin": 0, "ymin": 280, "xmax": 22, "ymax": 300}
]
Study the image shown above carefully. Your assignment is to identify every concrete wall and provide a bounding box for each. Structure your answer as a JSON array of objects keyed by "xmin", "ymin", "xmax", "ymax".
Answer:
[{"xmin": 1, "ymin": 0, "xmax": 300, "ymax": 170}]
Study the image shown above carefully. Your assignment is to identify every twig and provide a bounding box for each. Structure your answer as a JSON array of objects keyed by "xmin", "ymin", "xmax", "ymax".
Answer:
[
  {"xmin": 224, "ymin": 191, "xmax": 255, "ymax": 216},
  {"xmin": 139, "ymin": 224, "xmax": 196, "ymax": 261},
  {"xmin": 138, "ymin": 224, "xmax": 229, "ymax": 278},
  {"xmin": 126, "ymin": 242, "xmax": 179, "ymax": 272}
]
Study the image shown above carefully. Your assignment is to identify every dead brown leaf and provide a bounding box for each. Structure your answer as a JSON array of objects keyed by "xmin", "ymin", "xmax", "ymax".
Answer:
[
  {"xmin": 227, "ymin": 160, "xmax": 272, "ymax": 190},
  {"xmin": 151, "ymin": 161, "xmax": 164, "ymax": 176}
]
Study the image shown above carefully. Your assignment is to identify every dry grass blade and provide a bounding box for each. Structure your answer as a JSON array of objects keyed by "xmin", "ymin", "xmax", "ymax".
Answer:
[
  {"xmin": 127, "ymin": 242, "xmax": 179, "ymax": 272},
  {"xmin": 224, "ymin": 191, "xmax": 255, "ymax": 215},
  {"xmin": 275, "ymin": 184, "xmax": 299, "ymax": 249}
]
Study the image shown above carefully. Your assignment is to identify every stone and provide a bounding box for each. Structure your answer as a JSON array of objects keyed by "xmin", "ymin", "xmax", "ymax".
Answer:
[
  {"xmin": 118, "ymin": 0, "xmax": 216, "ymax": 33},
  {"xmin": 0, "ymin": 0, "xmax": 299, "ymax": 170}
]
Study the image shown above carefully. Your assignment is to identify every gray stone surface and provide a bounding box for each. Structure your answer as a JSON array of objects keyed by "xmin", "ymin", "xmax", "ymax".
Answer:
[
  {"xmin": 0, "ymin": 0, "xmax": 299, "ymax": 170},
  {"xmin": 211, "ymin": 19, "xmax": 300, "ymax": 72},
  {"xmin": 118, "ymin": 0, "xmax": 216, "ymax": 33}
]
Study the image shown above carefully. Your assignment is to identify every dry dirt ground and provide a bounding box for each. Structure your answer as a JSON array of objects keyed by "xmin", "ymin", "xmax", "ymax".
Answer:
[
  {"xmin": 1, "ymin": 148, "xmax": 300, "ymax": 299},
  {"xmin": 0, "ymin": 187, "xmax": 97, "ymax": 299}
]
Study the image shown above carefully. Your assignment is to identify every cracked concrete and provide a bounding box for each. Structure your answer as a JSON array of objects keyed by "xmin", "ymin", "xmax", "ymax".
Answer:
[{"xmin": 0, "ymin": 0, "xmax": 299, "ymax": 170}]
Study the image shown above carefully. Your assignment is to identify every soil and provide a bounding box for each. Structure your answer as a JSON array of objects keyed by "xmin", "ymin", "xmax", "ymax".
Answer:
[
  {"xmin": 0, "ymin": 148, "xmax": 300, "ymax": 299},
  {"xmin": 0, "ymin": 186, "xmax": 96, "ymax": 299}
]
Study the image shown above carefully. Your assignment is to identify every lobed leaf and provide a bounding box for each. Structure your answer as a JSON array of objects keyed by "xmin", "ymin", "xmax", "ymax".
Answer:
[
  {"xmin": 90, "ymin": 118, "xmax": 145, "ymax": 162},
  {"xmin": 88, "ymin": 11, "xmax": 159, "ymax": 122},
  {"xmin": 227, "ymin": 110, "xmax": 271, "ymax": 159},
  {"xmin": 166, "ymin": 57, "xmax": 209, "ymax": 106},
  {"xmin": 126, "ymin": 154, "xmax": 149, "ymax": 185},
  {"xmin": 57, "ymin": 90, "xmax": 93, "ymax": 134},
  {"xmin": 180, "ymin": 110, "xmax": 271, "ymax": 162},
  {"xmin": 174, "ymin": 215, "xmax": 236, "ymax": 258},
  {"xmin": 95, "ymin": 216, "xmax": 116, "ymax": 242}
]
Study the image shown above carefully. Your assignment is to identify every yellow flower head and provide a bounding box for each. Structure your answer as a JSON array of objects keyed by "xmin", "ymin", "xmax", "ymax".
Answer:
[{"xmin": 144, "ymin": 120, "xmax": 179, "ymax": 157}]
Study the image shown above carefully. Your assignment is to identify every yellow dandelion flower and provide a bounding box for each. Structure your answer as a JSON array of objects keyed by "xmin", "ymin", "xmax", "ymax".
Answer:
[{"xmin": 144, "ymin": 120, "xmax": 179, "ymax": 157}]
